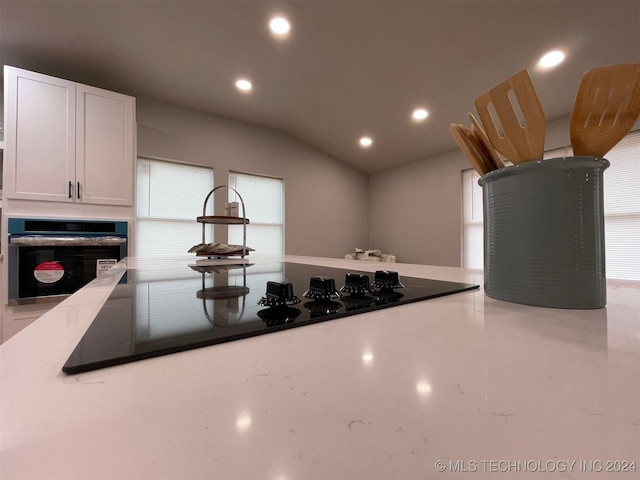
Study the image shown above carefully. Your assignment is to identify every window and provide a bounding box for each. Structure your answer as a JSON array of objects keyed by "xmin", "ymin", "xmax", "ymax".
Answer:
[
  {"xmin": 228, "ymin": 172, "xmax": 284, "ymax": 254},
  {"xmin": 137, "ymin": 158, "xmax": 214, "ymax": 256},
  {"xmin": 462, "ymin": 130, "xmax": 640, "ymax": 280}
]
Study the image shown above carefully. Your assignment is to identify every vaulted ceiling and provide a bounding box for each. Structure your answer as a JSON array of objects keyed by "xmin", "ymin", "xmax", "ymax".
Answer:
[{"xmin": 1, "ymin": 0, "xmax": 639, "ymax": 174}]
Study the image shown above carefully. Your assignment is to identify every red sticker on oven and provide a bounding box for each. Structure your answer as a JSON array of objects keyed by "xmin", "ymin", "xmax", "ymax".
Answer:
[{"xmin": 34, "ymin": 261, "xmax": 65, "ymax": 284}]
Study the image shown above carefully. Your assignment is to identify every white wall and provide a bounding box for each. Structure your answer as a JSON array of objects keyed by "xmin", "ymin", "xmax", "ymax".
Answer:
[
  {"xmin": 369, "ymin": 150, "xmax": 468, "ymax": 266},
  {"xmin": 136, "ymin": 97, "xmax": 369, "ymax": 258},
  {"xmin": 368, "ymin": 117, "xmax": 575, "ymax": 266}
]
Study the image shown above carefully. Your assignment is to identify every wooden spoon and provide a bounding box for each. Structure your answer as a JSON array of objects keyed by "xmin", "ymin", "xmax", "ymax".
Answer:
[
  {"xmin": 450, "ymin": 123, "xmax": 491, "ymax": 175},
  {"xmin": 468, "ymin": 112, "xmax": 505, "ymax": 169},
  {"xmin": 570, "ymin": 63, "xmax": 640, "ymax": 157},
  {"xmin": 475, "ymin": 69, "xmax": 546, "ymax": 163}
]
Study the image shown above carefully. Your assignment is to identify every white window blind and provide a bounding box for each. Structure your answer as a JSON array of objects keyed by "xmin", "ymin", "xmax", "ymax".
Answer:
[
  {"xmin": 228, "ymin": 172, "xmax": 284, "ymax": 254},
  {"xmin": 602, "ymin": 132, "xmax": 640, "ymax": 281},
  {"xmin": 137, "ymin": 158, "xmax": 214, "ymax": 256},
  {"xmin": 462, "ymin": 130, "xmax": 640, "ymax": 280},
  {"xmin": 462, "ymin": 169, "xmax": 484, "ymax": 269}
]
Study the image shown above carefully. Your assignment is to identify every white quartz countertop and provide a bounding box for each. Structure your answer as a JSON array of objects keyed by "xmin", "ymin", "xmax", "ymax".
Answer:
[{"xmin": 1, "ymin": 255, "xmax": 639, "ymax": 479}]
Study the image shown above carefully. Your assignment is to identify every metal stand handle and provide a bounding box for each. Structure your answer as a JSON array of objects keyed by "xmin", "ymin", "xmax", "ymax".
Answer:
[{"xmin": 200, "ymin": 185, "xmax": 248, "ymax": 257}]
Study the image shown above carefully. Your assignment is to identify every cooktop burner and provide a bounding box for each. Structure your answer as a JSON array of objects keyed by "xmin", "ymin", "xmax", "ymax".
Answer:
[{"xmin": 63, "ymin": 261, "xmax": 479, "ymax": 374}]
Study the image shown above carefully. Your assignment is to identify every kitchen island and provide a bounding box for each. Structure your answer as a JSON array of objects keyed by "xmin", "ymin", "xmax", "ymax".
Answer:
[{"xmin": 1, "ymin": 255, "xmax": 639, "ymax": 479}]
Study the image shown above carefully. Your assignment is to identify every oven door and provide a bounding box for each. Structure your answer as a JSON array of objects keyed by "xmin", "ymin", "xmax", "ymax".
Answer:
[{"xmin": 8, "ymin": 242, "xmax": 125, "ymax": 304}]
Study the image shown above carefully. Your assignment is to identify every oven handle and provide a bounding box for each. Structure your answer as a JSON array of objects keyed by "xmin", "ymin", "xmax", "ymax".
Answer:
[{"xmin": 9, "ymin": 236, "xmax": 127, "ymax": 246}]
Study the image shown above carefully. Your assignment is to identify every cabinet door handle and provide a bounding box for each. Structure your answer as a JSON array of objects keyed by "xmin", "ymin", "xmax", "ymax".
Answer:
[
  {"xmin": 68, "ymin": 181, "xmax": 73, "ymax": 199},
  {"xmin": 77, "ymin": 182, "xmax": 81, "ymax": 200}
]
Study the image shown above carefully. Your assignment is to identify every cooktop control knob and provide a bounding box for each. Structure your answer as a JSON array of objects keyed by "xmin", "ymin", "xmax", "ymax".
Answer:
[
  {"xmin": 258, "ymin": 281, "xmax": 301, "ymax": 307},
  {"xmin": 372, "ymin": 270, "xmax": 404, "ymax": 293},
  {"xmin": 339, "ymin": 273, "xmax": 372, "ymax": 297},
  {"xmin": 303, "ymin": 277, "xmax": 342, "ymax": 301}
]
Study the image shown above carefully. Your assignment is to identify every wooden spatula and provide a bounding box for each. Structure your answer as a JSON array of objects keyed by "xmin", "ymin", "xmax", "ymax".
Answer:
[
  {"xmin": 461, "ymin": 123, "xmax": 496, "ymax": 173},
  {"xmin": 570, "ymin": 63, "xmax": 640, "ymax": 157},
  {"xmin": 475, "ymin": 69, "xmax": 546, "ymax": 163},
  {"xmin": 450, "ymin": 123, "xmax": 491, "ymax": 175},
  {"xmin": 468, "ymin": 112, "xmax": 505, "ymax": 169}
]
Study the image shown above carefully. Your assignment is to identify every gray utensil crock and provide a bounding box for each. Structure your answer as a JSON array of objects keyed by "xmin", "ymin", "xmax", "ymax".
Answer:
[{"xmin": 478, "ymin": 156, "xmax": 609, "ymax": 309}]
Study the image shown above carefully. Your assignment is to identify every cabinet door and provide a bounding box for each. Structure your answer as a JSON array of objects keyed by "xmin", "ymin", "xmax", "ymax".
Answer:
[
  {"xmin": 4, "ymin": 66, "xmax": 76, "ymax": 202},
  {"xmin": 76, "ymin": 85, "xmax": 135, "ymax": 206}
]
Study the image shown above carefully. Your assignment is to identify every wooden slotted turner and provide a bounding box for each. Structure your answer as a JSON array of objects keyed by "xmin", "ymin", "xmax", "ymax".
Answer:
[
  {"xmin": 570, "ymin": 63, "xmax": 640, "ymax": 157},
  {"xmin": 475, "ymin": 69, "xmax": 546, "ymax": 163}
]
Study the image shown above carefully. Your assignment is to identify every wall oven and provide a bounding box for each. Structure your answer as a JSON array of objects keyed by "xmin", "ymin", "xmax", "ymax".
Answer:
[{"xmin": 8, "ymin": 218, "xmax": 128, "ymax": 304}]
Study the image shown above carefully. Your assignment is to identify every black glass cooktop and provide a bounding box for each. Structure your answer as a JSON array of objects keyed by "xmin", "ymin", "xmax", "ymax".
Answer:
[{"xmin": 63, "ymin": 261, "xmax": 478, "ymax": 374}]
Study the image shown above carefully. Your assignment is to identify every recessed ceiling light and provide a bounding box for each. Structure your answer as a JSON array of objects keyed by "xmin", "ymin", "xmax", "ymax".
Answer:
[
  {"xmin": 359, "ymin": 136, "xmax": 373, "ymax": 147},
  {"xmin": 269, "ymin": 16, "xmax": 290, "ymax": 35},
  {"xmin": 361, "ymin": 351, "xmax": 374, "ymax": 365},
  {"xmin": 539, "ymin": 50, "xmax": 566, "ymax": 68},
  {"xmin": 412, "ymin": 108, "xmax": 429, "ymax": 121},
  {"xmin": 416, "ymin": 381, "xmax": 432, "ymax": 397},
  {"xmin": 235, "ymin": 79, "xmax": 252, "ymax": 92}
]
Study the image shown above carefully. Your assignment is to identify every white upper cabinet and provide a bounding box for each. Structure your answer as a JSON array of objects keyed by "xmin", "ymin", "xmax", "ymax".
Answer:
[
  {"xmin": 3, "ymin": 66, "xmax": 135, "ymax": 206},
  {"xmin": 76, "ymin": 84, "xmax": 134, "ymax": 205},
  {"xmin": 4, "ymin": 68, "xmax": 76, "ymax": 202}
]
